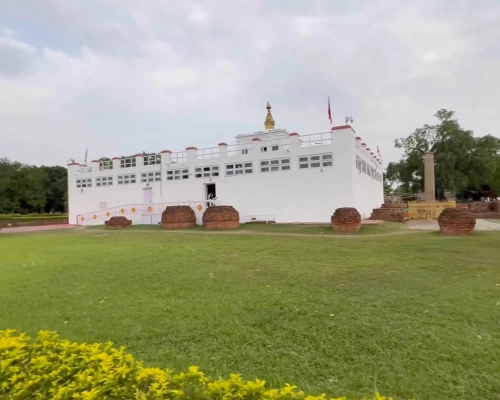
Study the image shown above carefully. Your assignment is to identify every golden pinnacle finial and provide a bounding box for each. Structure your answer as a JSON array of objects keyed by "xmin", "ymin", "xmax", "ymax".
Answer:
[{"xmin": 264, "ymin": 101, "xmax": 275, "ymax": 130}]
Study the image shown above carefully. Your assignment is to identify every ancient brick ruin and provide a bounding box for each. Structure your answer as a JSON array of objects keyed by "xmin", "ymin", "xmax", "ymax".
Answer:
[
  {"xmin": 369, "ymin": 203, "xmax": 408, "ymax": 222},
  {"xmin": 331, "ymin": 207, "xmax": 362, "ymax": 232},
  {"xmin": 161, "ymin": 206, "xmax": 196, "ymax": 229},
  {"xmin": 466, "ymin": 201, "xmax": 500, "ymax": 219},
  {"xmin": 105, "ymin": 216, "xmax": 132, "ymax": 229},
  {"xmin": 437, "ymin": 208, "xmax": 476, "ymax": 235},
  {"xmin": 202, "ymin": 206, "xmax": 240, "ymax": 230}
]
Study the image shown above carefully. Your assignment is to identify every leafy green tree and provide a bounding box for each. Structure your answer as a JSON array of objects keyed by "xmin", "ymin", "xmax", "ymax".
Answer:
[
  {"xmin": 0, "ymin": 158, "xmax": 67, "ymax": 214},
  {"xmin": 386, "ymin": 110, "xmax": 500, "ymax": 199}
]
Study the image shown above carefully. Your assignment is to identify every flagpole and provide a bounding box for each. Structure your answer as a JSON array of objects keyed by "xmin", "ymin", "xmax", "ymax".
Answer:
[{"xmin": 328, "ymin": 96, "xmax": 332, "ymax": 132}]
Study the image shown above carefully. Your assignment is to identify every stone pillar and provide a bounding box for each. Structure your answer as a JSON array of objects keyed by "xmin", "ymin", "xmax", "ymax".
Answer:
[
  {"xmin": 160, "ymin": 150, "xmax": 172, "ymax": 165},
  {"xmin": 289, "ymin": 133, "xmax": 300, "ymax": 148},
  {"xmin": 135, "ymin": 153, "xmax": 144, "ymax": 168},
  {"xmin": 218, "ymin": 143, "xmax": 228, "ymax": 158},
  {"xmin": 424, "ymin": 152, "xmax": 435, "ymax": 202},
  {"xmin": 112, "ymin": 157, "xmax": 121, "ymax": 169},
  {"xmin": 186, "ymin": 147, "xmax": 197, "ymax": 163},
  {"xmin": 91, "ymin": 159, "xmax": 100, "ymax": 171}
]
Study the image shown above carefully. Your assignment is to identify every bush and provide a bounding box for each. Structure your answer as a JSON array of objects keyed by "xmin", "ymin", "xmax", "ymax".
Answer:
[{"xmin": 0, "ymin": 330, "xmax": 400, "ymax": 400}]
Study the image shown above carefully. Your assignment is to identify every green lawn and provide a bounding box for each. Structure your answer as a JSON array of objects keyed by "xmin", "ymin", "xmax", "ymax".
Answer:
[
  {"xmin": 1, "ymin": 227, "xmax": 499, "ymax": 399},
  {"xmin": 88, "ymin": 221, "xmax": 408, "ymax": 236}
]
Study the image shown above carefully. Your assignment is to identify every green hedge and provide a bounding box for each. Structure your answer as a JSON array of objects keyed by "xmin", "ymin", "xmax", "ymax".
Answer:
[
  {"xmin": 0, "ymin": 215, "xmax": 68, "ymax": 221},
  {"xmin": 0, "ymin": 330, "xmax": 402, "ymax": 400}
]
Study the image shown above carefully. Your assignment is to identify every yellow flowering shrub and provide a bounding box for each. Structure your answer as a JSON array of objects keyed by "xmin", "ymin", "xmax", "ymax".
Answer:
[{"xmin": 1, "ymin": 330, "xmax": 398, "ymax": 400}]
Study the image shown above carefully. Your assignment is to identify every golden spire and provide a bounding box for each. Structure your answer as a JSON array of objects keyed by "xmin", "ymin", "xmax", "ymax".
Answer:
[{"xmin": 264, "ymin": 101, "xmax": 275, "ymax": 130}]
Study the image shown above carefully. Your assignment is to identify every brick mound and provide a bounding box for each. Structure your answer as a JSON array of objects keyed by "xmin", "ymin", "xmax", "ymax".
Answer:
[
  {"xmin": 202, "ymin": 206, "xmax": 240, "ymax": 230},
  {"xmin": 471, "ymin": 212, "xmax": 500, "ymax": 219},
  {"xmin": 331, "ymin": 207, "xmax": 361, "ymax": 232},
  {"xmin": 105, "ymin": 216, "xmax": 132, "ymax": 229},
  {"xmin": 161, "ymin": 206, "xmax": 196, "ymax": 229},
  {"xmin": 467, "ymin": 201, "xmax": 500, "ymax": 219},
  {"xmin": 437, "ymin": 208, "xmax": 476, "ymax": 236},
  {"xmin": 369, "ymin": 203, "xmax": 408, "ymax": 222}
]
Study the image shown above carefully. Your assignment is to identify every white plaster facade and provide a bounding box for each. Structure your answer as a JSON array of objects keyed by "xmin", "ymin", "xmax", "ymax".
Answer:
[{"xmin": 67, "ymin": 125, "xmax": 384, "ymax": 226}]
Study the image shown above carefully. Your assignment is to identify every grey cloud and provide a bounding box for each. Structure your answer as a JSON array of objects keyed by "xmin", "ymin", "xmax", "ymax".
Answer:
[
  {"xmin": 0, "ymin": 38, "xmax": 36, "ymax": 76},
  {"xmin": 1, "ymin": 0, "xmax": 500, "ymax": 166}
]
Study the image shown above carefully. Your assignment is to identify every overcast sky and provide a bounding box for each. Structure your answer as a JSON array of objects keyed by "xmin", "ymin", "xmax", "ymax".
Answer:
[{"xmin": 1, "ymin": 0, "xmax": 499, "ymax": 167}]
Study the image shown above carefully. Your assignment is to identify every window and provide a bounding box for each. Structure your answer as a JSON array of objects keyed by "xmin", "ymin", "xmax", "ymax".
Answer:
[
  {"xmin": 144, "ymin": 154, "xmax": 161, "ymax": 166},
  {"xmin": 141, "ymin": 171, "xmax": 161, "ymax": 183},
  {"xmin": 226, "ymin": 162, "xmax": 253, "ymax": 176},
  {"xmin": 261, "ymin": 147, "xmax": 267, "ymax": 152},
  {"xmin": 356, "ymin": 155, "xmax": 362, "ymax": 172},
  {"xmin": 195, "ymin": 165, "xmax": 219, "ymax": 178},
  {"xmin": 361, "ymin": 161, "xmax": 367, "ymax": 173},
  {"xmin": 298, "ymin": 153, "xmax": 333, "ymax": 169},
  {"xmin": 76, "ymin": 178, "xmax": 92, "ymax": 188},
  {"xmin": 261, "ymin": 158, "xmax": 291, "ymax": 172},
  {"xmin": 241, "ymin": 149, "xmax": 249, "ymax": 155},
  {"xmin": 117, "ymin": 174, "xmax": 136, "ymax": 185},
  {"xmin": 96, "ymin": 176, "xmax": 113, "ymax": 187},
  {"xmin": 272, "ymin": 145, "xmax": 279, "ymax": 151},
  {"xmin": 166, "ymin": 168, "xmax": 189, "ymax": 180},
  {"xmin": 99, "ymin": 160, "xmax": 113, "ymax": 170},
  {"xmin": 120, "ymin": 156, "xmax": 136, "ymax": 168}
]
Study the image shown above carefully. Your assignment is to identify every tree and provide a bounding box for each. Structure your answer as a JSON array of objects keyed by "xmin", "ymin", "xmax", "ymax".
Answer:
[
  {"xmin": 0, "ymin": 159, "xmax": 67, "ymax": 214},
  {"xmin": 386, "ymin": 110, "xmax": 500, "ymax": 199}
]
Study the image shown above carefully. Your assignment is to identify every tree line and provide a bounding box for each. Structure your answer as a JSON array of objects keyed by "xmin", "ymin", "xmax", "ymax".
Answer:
[
  {"xmin": 385, "ymin": 109, "xmax": 500, "ymax": 200},
  {"xmin": 0, "ymin": 158, "xmax": 67, "ymax": 214}
]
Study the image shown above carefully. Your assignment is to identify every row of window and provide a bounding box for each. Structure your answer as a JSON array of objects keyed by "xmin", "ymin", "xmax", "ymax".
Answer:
[
  {"xmin": 76, "ymin": 154, "xmax": 335, "ymax": 187},
  {"xmin": 98, "ymin": 155, "xmax": 162, "ymax": 170},
  {"xmin": 99, "ymin": 146, "xmax": 289, "ymax": 170},
  {"xmin": 356, "ymin": 155, "xmax": 382, "ymax": 182}
]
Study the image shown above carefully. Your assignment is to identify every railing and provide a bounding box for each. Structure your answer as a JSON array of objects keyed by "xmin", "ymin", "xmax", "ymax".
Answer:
[
  {"xmin": 408, "ymin": 201, "xmax": 456, "ymax": 220},
  {"xmin": 77, "ymin": 166, "xmax": 92, "ymax": 173},
  {"xmin": 170, "ymin": 151, "xmax": 187, "ymax": 164},
  {"xmin": 227, "ymin": 145, "xmax": 253, "ymax": 157},
  {"xmin": 76, "ymin": 200, "xmax": 221, "ymax": 225},
  {"xmin": 197, "ymin": 147, "xmax": 220, "ymax": 160},
  {"xmin": 300, "ymin": 132, "xmax": 332, "ymax": 147}
]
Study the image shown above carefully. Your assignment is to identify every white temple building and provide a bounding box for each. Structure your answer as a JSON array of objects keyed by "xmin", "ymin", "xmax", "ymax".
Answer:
[{"xmin": 68, "ymin": 103, "xmax": 384, "ymax": 225}]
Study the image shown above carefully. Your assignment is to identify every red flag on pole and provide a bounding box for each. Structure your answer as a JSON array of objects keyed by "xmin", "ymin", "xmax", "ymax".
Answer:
[{"xmin": 328, "ymin": 97, "xmax": 332, "ymax": 125}]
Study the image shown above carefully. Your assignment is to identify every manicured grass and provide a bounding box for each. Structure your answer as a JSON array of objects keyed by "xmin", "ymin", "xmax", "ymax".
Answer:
[
  {"xmin": 87, "ymin": 222, "xmax": 408, "ymax": 236},
  {"xmin": 1, "ymin": 228, "xmax": 499, "ymax": 399}
]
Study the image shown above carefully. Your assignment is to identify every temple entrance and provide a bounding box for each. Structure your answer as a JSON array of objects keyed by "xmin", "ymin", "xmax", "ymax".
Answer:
[{"xmin": 205, "ymin": 184, "xmax": 216, "ymax": 207}]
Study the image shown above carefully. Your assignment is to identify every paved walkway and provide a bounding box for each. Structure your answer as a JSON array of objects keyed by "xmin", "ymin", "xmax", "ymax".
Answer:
[
  {"xmin": 406, "ymin": 219, "xmax": 500, "ymax": 231},
  {"xmin": 0, "ymin": 224, "xmax": 78, "ymax": 234}
]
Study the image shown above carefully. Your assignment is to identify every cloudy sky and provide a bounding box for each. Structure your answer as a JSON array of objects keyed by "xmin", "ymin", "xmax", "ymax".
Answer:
[{"xmin": 1, "ymin": 0, "xmax": 499, "ymax": 167}]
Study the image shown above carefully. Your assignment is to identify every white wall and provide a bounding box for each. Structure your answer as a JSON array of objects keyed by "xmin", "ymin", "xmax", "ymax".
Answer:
[
  {"xmin": 352, "ymin": 145, "xmax": 384, "ymax": 219},
  {"xmin": 68, "ymin": 127, "xmax": 383, "ymax": 225}
]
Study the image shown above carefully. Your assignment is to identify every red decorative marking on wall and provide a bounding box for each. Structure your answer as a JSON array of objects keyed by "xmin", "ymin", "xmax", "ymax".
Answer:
[
  {"xmin": 355, "ymin": 136, "xmax": 362, "ymax": 140},
  {"xmin": 160, "ymin": 150, "xmax": 172, "ymax": 154},
  {"xmin": 289, "ymin": 132, "xmax": 300, "ymax": 136},
  {"xmin": 331, "ymin": 124, "xmax": 356, "ymax": 133},
  {"xmin": 361, "ymin": 143, "xmax": 367, "ymax": 147},
  {"xmin": 185, "ymin": 146, "xmax": 198, "ymax": 150},
  {"xmin": 112, "ymin": 157, "xmax": 120, "ymax": 160},
  {"xmin": 218, "ymin": 142, "xmax": 228, "ymax": 146},
  {"xmin": 135, "ymin": 153, "xmax": 144, "ymax": 157},
  {"xmin": 252, "ymin": 138, "xmax": 262, "ymax": 142},
  {"xmin": 91, "ymin": 160, "xmax": 99, "ymax": 163}
]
